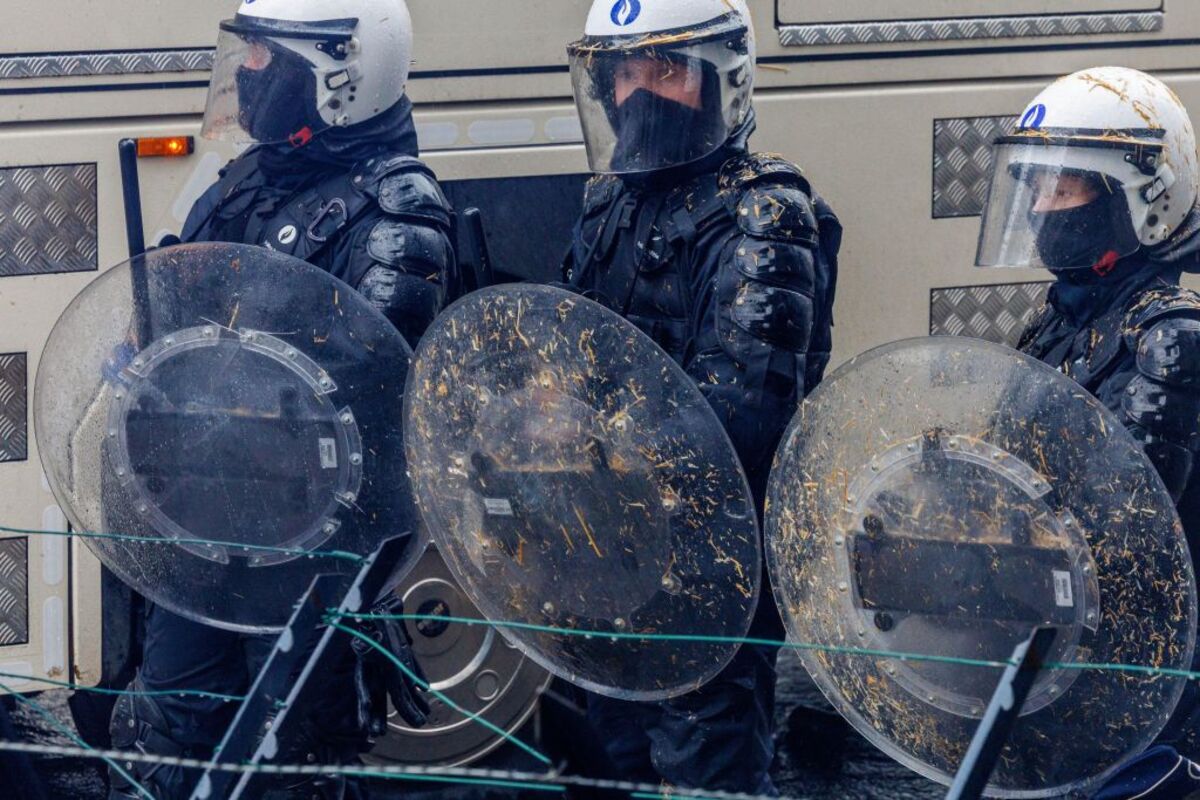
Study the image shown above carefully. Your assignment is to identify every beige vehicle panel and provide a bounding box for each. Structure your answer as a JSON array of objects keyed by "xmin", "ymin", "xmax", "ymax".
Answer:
[
  {"xmin": 1, "ymin": 0, "xmax": 1200, "ymax": 693},
  {"xmin": 778, "ymin": 0, "xmax": 1162, "ymax": 25}
]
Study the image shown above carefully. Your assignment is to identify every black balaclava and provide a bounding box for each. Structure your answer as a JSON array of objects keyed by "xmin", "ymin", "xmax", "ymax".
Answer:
[
  {"xmin": 1032, "ymin": 195, "xmax": 1123, "ymax": 271},
  {"xmin": 610, "ymin": 88, "xmax": 725, "ymax": 175},
  {"xmin": 610, "ymin": 55, "xmax": 726, "ymax": 188},
  {"xmin": 253, "ymin": 95, "xmax": 420, "ymax": 183},
  {"xmin": 236, "ymin": 42, "xmax": 325, "ymax": 147}
]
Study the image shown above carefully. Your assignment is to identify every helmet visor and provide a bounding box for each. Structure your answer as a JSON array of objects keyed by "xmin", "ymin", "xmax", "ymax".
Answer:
[
  {"xmin": 201, "ymin": 26, "xmax": 328, "ymax": 147},
  {"xmin": 976, "ymin": 142, "xmax": 1142, "ymax": 271},
  {"xmin": 568, "ymin": 28, "xmax": 752, "ymax": 174}
]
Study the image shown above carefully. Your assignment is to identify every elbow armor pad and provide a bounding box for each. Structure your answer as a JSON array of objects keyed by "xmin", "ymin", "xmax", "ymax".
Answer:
[
  {"xmin": 359, "ymin": 219, "xmax": 455, "ymax": 345},
  {"xmin": 717, "ymin": 172, "xmax": 821, "ymax": 361},
  {"xmin": 1123, "ymin": 313, "xmax": 1200, "ymax": 500}
]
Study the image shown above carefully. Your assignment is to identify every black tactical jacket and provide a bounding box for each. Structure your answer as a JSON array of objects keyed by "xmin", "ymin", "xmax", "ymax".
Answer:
[
  {"xmin": 1019, "ymin": 263, "xmax": 1200, "ymax": 539},
  {"xmin": 563, "ymin": 140, "xmax": 841, "ymax": 497},
  {"xmin": 182, "ymin": 103, "xmax": 457, "ymax": 348}
]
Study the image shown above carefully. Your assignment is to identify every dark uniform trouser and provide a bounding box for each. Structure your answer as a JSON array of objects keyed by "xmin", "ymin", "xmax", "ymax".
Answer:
[
  {"xmin": 110, "ymin": 604, "xmax": 273, "ymax": 798},
  {"xmin": 585, "ymin": 596, "xmax": 782, "ymax": 796},
  {"xmin": 112, "ymin": 604, "xmax": 366, "ymax": 800}
]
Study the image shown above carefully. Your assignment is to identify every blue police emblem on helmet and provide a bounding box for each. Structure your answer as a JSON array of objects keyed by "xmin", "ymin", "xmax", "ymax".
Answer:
[
  {"xmin": 611, "ymin": 0, "xmax": 642, "ymax": 26},
  {"xmin": 1020, "ymin": 103, "xmax": 1047, "ymax": 131}
]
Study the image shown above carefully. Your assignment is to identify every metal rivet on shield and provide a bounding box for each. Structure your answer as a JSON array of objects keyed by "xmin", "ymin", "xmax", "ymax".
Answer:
[
  {"xmin": 837, "ymin": 581, "xmax": 848, "ymax": 592},
  {"xmin": 319, "ymin": 376, "xmax": 332, "ymax": 389},
  {"xmin": 661, "ymin": 494, "xmax": 678, "ymax": 512},
  {"xmin": 350, "ymin": 453, "xmax": 362, "ymax": 466},
  {"xmin": 278, "ymin": 225, "xmax": 299, "ymax": 245},
  {"xmin": 323, "ymin": 522, "xmax": 337, "ymax": 535},
  {"xmin": 542, "ymin": 602, "xmax": 555, "ymax": 615},
  {"xmin": 614, "ymin": 618, "xmax": 627, "ymax": 631},
  {"xmin": 286, "ymin": 349, "xmax": 298, "ymax": 360},
  {"xmin": 164, "ymin": 337, "xmax": 175, "ymax": 347},
  {"xmin": 133, "ymin": 358, "xmax": 144, "ymax": 368},
  {"xmin": 341, "ymin": 412, "xmax": 353, "ymax": 424},
  {"xmin": 203, "ymin": 326, "xmax": 215, "ymax": 338}
]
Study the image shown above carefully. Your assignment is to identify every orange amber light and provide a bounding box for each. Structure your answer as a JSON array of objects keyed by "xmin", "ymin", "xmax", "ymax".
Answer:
[{"xmin": 136, "ymin": 136, "xmax": 194, "ymax": 158}]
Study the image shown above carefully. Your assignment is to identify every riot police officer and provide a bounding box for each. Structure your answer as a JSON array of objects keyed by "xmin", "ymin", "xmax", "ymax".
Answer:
[
  {"xmin": 108, "ymin": 1, "xmax": 455, "ymax": 797},
  {"xmin": 975, "ymin": 66, "xmax": 1200, "ymax": 800},
  {"xmin": 562, "ymin": 0, "xmax": 841, "ymax": 793}
]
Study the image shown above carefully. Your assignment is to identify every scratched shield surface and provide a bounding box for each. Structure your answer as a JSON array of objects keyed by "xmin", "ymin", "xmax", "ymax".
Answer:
[
  {"xmin": 35, "ymin": 243, "xmax": 422, "ymax": 633},
  {"xmin": 405, "ymin": 285, "xmax": 760, "ymax": 701},
  {"xmin": 767, "ymin": 337, "xmax": 1196, "ymax": 798}
]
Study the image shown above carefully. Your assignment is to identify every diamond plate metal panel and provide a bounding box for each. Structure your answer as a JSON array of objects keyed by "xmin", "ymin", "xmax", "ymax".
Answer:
[
  {"xmin": 780, "ymin": 12, "xmax": 1163, "ymax": 47},
  {"xmin": 0, "ymin": 538, "xmax": 28, "ymax": 647},
  {"xmin": 0, "ymin": 48, "xmax": 214, "ymax": 80},
  {"xmin": 931, "ymin": 282, "xmax": 1050, "ymax": 347},
  {"xmin": 933, "ymin": 116, "xmax": 1018, "ymax": 219},
  {"xmin": 0, "ymin": 164, "xmax": 98, "ymax": 277},
  {"xmin": 0, "ymin": 354, "xmax": 26, "ymax": 463}
]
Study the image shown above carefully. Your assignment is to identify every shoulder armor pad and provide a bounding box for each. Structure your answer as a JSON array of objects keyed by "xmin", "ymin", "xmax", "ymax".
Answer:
[
  {"xmin": 1123, "ymin": 284, "xmax": 1200, "ymax": 339},
  {"xmin": 355, "ymin": 155, "xmax": 452, "ymax": 229},
  {"xmin": 582, "ymin": 174, "xmax": 622, "ymax": 214},
  {"xmin": 1135, "ymin": 316, "xmax": 1200, "ymax": 388},
  {"xmin": 719, "ymin": 154, "xmax": 819, "ymax": 246},
  {"xmin": 718, "ymin": 152, "xmax": 813, "ymax": 196}
]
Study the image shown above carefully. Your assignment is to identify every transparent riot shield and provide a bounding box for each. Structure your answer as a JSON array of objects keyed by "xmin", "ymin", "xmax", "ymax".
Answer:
[
  {"xmin": 35, "ymin": 243, "xmax": 424, "ymax": 633},
  {"xmin": 405, "ymin": 285, "xmax": 760, "ymax": 701},
  {"xmin": 767, "ymin": 336, "xmax": 1197, "ymax": 797}
]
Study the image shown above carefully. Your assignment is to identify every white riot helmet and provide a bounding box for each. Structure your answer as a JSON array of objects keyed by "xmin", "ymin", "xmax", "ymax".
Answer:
[
  {"xmin": 202, "ymin": 0, "xmax": 414, "ymax": 147},
  {"xmin": 567, "ymin": 0, "xmax": 756, "ymax": 175},
  {"xmin": 977, "ymin": 67, "xmax": 1200, "ymax": 272}
]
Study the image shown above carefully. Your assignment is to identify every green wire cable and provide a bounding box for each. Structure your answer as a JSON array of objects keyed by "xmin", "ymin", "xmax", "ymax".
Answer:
[
  {"xmin": 337, "ymin": 767, "xmax": 566, "ymax": 793},
  {"xmin": 0, "ymin": 671, "xmax": 244, "ymax": 703},
  {"xmin": 0, "ymin": 679, "xmax": 157, "ymax": 800},
  {"xmin": 345, "ymin": 612, "xmax": 1200, "ymax": 682},
  {"xmin": 325, "ymin": 619, "xmax": 553, "ymax": 767},
  {"xmin": 0, "ymin": 524, "xmax": 365, "ymax": 564},
  {"xmin": 341, "ymin": 612, "xmax": 1013, "ymax": 672}
]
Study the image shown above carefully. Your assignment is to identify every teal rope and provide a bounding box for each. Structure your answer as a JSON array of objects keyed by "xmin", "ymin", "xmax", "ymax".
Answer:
[
  {"xmin": 0, "ymin": 524, "xmax": 365, "ymax": 564},
  {"xmin": 341, "ymin": 612, "xmax": 1013, "ymax": 671},
  {"xmin": 338, "ymin": 767, "xmax": 565, "ymax": 793},
  {"xmin": 325, "ymin": 619, "xmax": 553, "ymax": 767},
  {"xmin": 344, "ymin": 612, "xmax": 1200, "ymax": 682},
  {"xmin": 0, "ymin": 671, "xmax": 243, "ymax": 703},
  {"xmin": 0, "ymin": 679, "xmax": 157, "ymax": 800}
]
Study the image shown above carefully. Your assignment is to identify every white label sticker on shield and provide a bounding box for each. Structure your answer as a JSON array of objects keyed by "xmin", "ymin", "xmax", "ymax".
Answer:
[
  {"xmin": 483, "ymin": 498, "xmax": 514, "ymax": 517},
  {"xmin": 319, "ymin": 438, "xmax": 338, "ymax": 470},
  {"xmin": 1052, "ymin": 570, "xmax": 1074, "ymax": 608}
]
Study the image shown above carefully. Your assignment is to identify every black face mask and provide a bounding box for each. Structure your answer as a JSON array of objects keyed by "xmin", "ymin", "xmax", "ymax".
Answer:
[
  {"xmin": 610, "ymin": 88, "xmax": 723, "ymax": 175},
  {"xmin": 1031, "ymin": 194, "xmax": 1121, "ymax": 271},
  {"xmin": 236, "ymin": 52, "xmax": 323, "ymax": 146}
]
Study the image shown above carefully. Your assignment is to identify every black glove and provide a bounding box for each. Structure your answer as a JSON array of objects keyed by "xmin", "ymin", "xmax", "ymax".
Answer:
[{"xmin": 350, "ymin": 595, "xmax": 431, "ymax": 735}]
